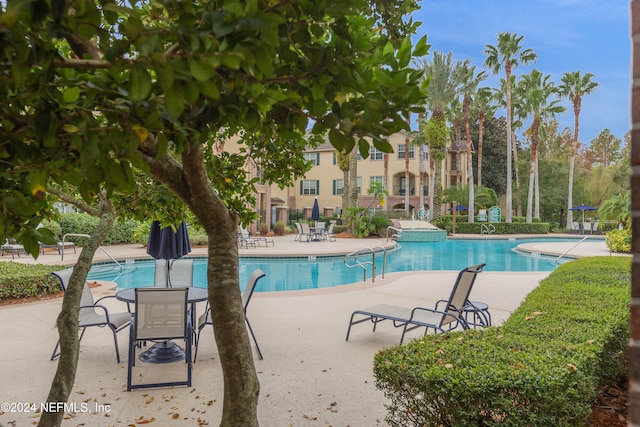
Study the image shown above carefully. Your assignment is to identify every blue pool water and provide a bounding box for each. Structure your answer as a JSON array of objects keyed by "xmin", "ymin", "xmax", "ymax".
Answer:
[{"xmin": 87, "ymin": 238, "xmax": 581, "ymax": 292}]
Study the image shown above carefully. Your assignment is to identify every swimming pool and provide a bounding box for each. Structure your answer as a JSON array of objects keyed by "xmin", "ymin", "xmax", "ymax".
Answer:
[{"xmin": 87, "ymin": 238, "xmax": 583, "ymax": 292}]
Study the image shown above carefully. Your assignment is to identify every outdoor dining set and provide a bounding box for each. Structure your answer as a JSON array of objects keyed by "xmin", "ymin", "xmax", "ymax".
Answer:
[{"xmin": 49, "ymin": 261, "xmax": 265, "ymax": 391}]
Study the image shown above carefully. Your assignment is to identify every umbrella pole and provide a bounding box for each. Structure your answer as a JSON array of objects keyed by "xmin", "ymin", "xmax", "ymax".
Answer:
[{"xmin": 166, "ymin": 259, "xmax": 172, "ymax": 288}]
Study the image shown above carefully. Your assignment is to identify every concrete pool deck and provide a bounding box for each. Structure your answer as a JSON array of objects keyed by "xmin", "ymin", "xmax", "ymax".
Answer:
[{"xmin": 0, "ymin": 234, "xmax": 620, "ymax": 426}]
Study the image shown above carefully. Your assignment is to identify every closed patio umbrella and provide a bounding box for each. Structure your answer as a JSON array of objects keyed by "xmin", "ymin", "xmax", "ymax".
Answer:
[
  {"xmin": 311, "ymin": 198, "xmax": 320, "ymax": 223},
  {"xmin": 147, "ymin": 221, "xmax": 191, "ymax": 287}
]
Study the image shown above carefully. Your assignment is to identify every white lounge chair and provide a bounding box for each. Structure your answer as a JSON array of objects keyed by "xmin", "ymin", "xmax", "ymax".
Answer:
[{"xmin": 346, "ymin": 264, "xmax": 487, "ymax": 344}]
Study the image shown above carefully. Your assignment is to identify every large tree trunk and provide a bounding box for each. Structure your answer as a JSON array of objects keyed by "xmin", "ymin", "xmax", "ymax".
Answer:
[
  {"xmin": 40, "ymin": 194, "xmax": 115, "ymax": 427},
  {"xmin": 140, "ymin": 139, "xmax": 259, "ymax": 426}
]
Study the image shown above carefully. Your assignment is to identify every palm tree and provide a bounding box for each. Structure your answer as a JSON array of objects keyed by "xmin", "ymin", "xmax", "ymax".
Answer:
[
  {"xmin": 403, "ymin": 130, "xmax": 411, "ymax": 212},
  {"xmin": 599, "ymin": 190, "xmax": 630, "ymax": 228},
  {"xmin": 472, "ymin": 87, "xmax": 497, "ymax": 187},
  {"xmin": 417, "ymin": 51, "xmax": 461, "ymax": 220},
  {"xmin": 459, "ymin": 61, "xmax": 488, "ymax": 222},
  {"xmin": 442, "ymin": 183, "xmax": 498, "ymax": 210},
  {"xmin": 517, "ymin": 70, "xmax": 565, "ymax": 222},
  {"xmin": 484, "ymin": 32, "xmax": 537, "ymax": 222},
  {"xmin": 558, "ymin": 71, "xmax": 599, "ymax": 229},
  {"xmin": 495, "ymin": 76, "xmax": 525, "ymax": 217}
]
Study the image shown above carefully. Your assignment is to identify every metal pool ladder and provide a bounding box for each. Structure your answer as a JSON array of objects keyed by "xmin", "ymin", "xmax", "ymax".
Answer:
[
  {"xmin": 344, "ymin": 246, "xmax": 388, "ymax": 283},
  {"xmin": 386, "ymin": 226, "xmax": 402, "ymax": 241},
  {"xmin": 480, "ymin": 224, "xmax": 496, "ymax": 235}
]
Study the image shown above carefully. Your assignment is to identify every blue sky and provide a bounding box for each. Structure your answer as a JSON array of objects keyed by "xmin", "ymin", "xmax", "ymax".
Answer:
[{"xmin": 410, "ymin": 0, "xmax": 630, "ymax": 146}]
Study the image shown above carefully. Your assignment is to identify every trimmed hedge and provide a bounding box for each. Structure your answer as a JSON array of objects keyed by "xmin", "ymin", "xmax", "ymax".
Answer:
[
  {"xmin": 0, "ymin": 262, "xmax": 67, "ymax": 299},
  {"xmin": 374, "ymin": 256, "xmax": 630, "ymax": 426},
  {"xmin": 455, "ymin": 222, "xmax": 551, "ymax": 234}
]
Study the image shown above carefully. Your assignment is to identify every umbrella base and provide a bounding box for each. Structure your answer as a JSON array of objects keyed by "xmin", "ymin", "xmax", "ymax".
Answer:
[{"xmin": 139, "ymin": 342, "xmax": 185, "ymax": 364}]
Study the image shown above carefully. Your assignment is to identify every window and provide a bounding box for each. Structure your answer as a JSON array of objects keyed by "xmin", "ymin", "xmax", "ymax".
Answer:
[
  {"xmin": 333, "ymin": 179, "xmax": 344, "ymax": 195},
  {"xmin": 304, "ymin": 152, "xmax": 320, "ymax": 166},
  {"xmin": 398, "ymin": 144, "xmax": 414, "ymax": 159},
  {"xmin": 369, "ymin": 147, "xmax": 384, "ymax": 160},
  {"xmin": 300, "ymin": 180, "xmax": 319, "ymax": 195},
  {"xmin": 333, "ymin": 178, "xmax": 361, "ymax": 194},
  {"xmin": 370, "ymin": 176, "xmax": 384, "ymax": 186},
  {"xmin": 421, "ymin": 145, "xmax": 429, "ymax": 161}
]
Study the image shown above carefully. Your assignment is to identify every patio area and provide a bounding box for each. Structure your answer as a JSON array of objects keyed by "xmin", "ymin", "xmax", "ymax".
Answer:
[{"xmin": 0, "ymin": 235, "xmax": 613, "ymax": 426}]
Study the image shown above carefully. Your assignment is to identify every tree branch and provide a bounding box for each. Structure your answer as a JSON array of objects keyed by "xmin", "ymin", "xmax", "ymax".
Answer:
[{"xmin": 47, "ymin": 186, "xmax": 101, "ymax": 216}]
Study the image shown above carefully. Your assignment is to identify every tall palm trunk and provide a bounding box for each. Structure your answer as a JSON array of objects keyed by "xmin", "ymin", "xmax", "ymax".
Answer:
[
  {"xmin": 534, "ymin": 155, "xmax": 540, "ymax": 219},
  {"xmin": 526, "ymin": 117, "xmax": 539, "ymax": 222},
  {"xmin": 505, "ymin": 63, "xmax": 514, "ymax": 222},
  {"xmin": 404, "ymin": 132, "xmax": 410, "ymax": 212},
  {"xmin": 464, "ymin": 93, "xmax": 475, "ymax": 222},
  {"xmin": 383, "ymin": 153, "xmax": 389, "ymax": 212},
  {"xmin": 567, "ymin": 103, "xmax": 580, "ymax": 228},
  {"xmin": 478, "ymin": 110, "xmax": 485, "ymax": 187},
  {"xmin": 428, "ymin": 157, "xmax": 435, "ymax": 220},
  {"xmin": 419, "ymin": 146, "xmax": 426, "ymax": 211},
  {"xmin": 512, "ymin": 129, "xmax": 522, "ymax": 217},
  {"xmin": 348, "ymin": 148, "xmax": 358, "ymax": 208}
]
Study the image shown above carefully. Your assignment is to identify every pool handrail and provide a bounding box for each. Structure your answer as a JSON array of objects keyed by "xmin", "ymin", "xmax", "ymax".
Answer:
[
  {"xmin": 344, "ymin": 246, "xmax": 387, "ymax": 283},
  {"xmin": 61, "ymin": 233, "xmax": 124, "ymax": 272},
  {"xmin": 386, "ymin": 226, "xmax": 402, "ymax": 242},
  {"xmin": 551, "ymin": 235, "xmax": 593, "ymax": 265}
]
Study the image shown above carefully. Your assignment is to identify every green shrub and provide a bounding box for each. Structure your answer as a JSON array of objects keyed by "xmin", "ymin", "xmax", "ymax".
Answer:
[
  {"xmin": 0, "ymin": 262, "xmax": 67, "ymax": 299},
  {"xmin": 188, "ymin": 229, "xmax": 208, "ymax": 246},
  {"xmin": 273, "ymin": 221, "xmax": 285, "ymax": 236},
  {"xmin": 455, "ymin": 222, "xmax": 550, "ymax": 234},
  {"xmin": 57, "ymin": 213, "xmax": 138, "ymax": 245},
  {"xmin": 40, "ymin": 220, "xmax": 62, "ymax": 240},
  {"xmin": 374, "ymin": 257, "xmax": 630, "ymax": 426},
  {"xmin": 259, "ymin": 223, "xmax": 270, "ymax": 235},
  {"xmin": 334, "ymin": 225, "xmax": 347, "ymax": 234},
  {"xmin": 605, "ymin": 228, "xmax": 631, "ymax": 253},
  {"xmin": 133, "ymin": 222, "xmax": 208, "ymax": 246},
  {"xmin": 368, "ymin": 216, "xmax": 391, "ymax": 237}
]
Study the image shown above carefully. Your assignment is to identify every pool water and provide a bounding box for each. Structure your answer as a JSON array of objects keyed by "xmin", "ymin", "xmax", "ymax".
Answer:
[{"xmin": 87, "ymin": 238, "xmax": 578, "ymax": 293}]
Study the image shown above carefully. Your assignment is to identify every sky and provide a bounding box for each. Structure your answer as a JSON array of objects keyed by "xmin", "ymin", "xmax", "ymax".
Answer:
[{"xmin": 410, "ymin": 0, "xmax": 631, "ymax": 146}]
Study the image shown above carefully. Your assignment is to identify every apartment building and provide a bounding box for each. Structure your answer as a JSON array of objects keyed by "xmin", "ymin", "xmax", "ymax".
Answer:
[
  {"xmin": 267, "ymin": 132, "xmax": 468, "ymax": 226},
  {"xmin": 222, "ymin": 132, "xmax": 467, "ymax": 231}
]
